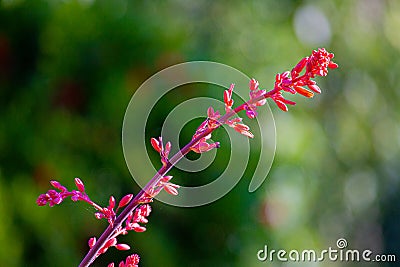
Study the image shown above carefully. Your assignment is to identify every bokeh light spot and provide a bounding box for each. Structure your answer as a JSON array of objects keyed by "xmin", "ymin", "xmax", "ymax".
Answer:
[{"xmin": 294, "ymin": 5, "xmax": 331, "ymax": 46}]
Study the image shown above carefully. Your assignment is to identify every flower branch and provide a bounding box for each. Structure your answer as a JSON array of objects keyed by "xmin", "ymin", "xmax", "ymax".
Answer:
[{"xmin": 37, "ymin": 48, "xmax": 337, "ymax": 267}]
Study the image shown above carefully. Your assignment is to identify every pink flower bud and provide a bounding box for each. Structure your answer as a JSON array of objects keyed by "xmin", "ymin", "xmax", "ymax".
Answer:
[
  {"xmin": 160, "ymin": 176, "xmax": 173, "ymax": 183},
  {"xmin": 292, "ymin": 57, "xmax": 308, "ymax": 74},
  {"xmin": 118, "ymin": 194, "xmax": 133, "ymax": 208},
  {"xmin": 104, "ymin": 238, "xmax": 117, "ymax": 248},
  {"xmin": 224, "ymin": 90, "xmax": 233, "ymax": 107},
  {"xmin": 249, "ymin": 78, "xmax": 259, "ymax": 91},
  {"xmin": 294, "ymin": 86, "xmax": 314, "ymax": 98},
  {"xmin": 50, "ymin": 180, "xmax": 67, "ymax": 192},
  {"xmin": 234, "ymin": 123, "xmax": 250, "ymax": 131},
  {"xmin": 108, "ymin": 196, "xmax": 115, "ymax": 210},
  {"xmin": 245, "ymin": 109, "xmax": 257, "ymax": 119},
  {"xmin": 307, "ymin": 84, "xmax": 321, "ymax": 94},
  {"xmin": 328, "ymin": 62, "xmax": 338, "ymax": 69},
  {"xmin": 139, "ymin": 204, "xmax": 152, "ymax": 217},
  {"xmin": 125, "ymin": 254, "xmax": 140, "ymax": 265},
  {"xmin": 164, "ymin": 184, "xmax": 179, "ymax": 196},
  {"xmin": 150, "ymin": 137, "xmax": 162, "ymax": 153},
  {"xmin": 164, "ymin": 141, "xmax": 171, "ymax": 158},
  {"xmin": 88, "ymin": 237, "xmax": 96, "ymax": 248},
  {"xmin": 115, "ymin": 243, "xmax": 131, "ymax": 250},
  {"xmin": 74, "ymin": 178, "xmax": 85, "ymax": 192},
  {"xmin": 36, "ymin": 194, "xmax": 48, "ymax": 206},
  {"xmin": 274, "ymin": 99, "xmax": 288, "ymax": 112},
  {"xmin": 99, "ymin": 247, "xmax": 108, "ymax": 255},
  {"xmin": 281, "ymin": 71, "xmax": 290, "ymax": 78},
  {"xmin": 207, "ymin": 106, "xmax": 220, "ymax": 120},
  {"xmin": 131, "ymin": 223, "xmax": 146, "ymax": 232},
  {"xmin": 279, "ymin": 98, "xmax": 297, "ymax": 106},
  {"xmin": 233, "ymin": 123, "xmax": 254, "ymax": 138}
]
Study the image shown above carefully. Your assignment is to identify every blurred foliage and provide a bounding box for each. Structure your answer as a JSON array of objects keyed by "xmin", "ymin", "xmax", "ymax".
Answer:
[{"xmin": 0, "ymin": 0, "xmax": 399, "ymax": 266}]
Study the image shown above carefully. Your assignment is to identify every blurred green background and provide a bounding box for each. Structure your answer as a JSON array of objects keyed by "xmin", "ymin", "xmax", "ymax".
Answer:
[{"xmin": 1, "ymin": 0, "xmax": 399, "ymax": 266}]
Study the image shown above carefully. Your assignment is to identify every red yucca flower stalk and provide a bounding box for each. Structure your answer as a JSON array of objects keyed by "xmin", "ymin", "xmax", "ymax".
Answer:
[{"xmin": 37, "ymin": 48, "xmax": 337, "ymax": 267}]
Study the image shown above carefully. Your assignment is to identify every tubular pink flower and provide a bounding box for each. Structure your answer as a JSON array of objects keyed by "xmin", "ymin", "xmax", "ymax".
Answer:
[{"xmin": 294, "ymin": 86, "xmax": 314, "ymax": 98}]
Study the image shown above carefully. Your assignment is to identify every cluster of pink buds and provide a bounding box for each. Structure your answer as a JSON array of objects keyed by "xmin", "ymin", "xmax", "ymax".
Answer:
[
  {"xmin": 270, "ymin": 48, "xmax": 338, "ymax": 111},
  {"xmin": 36, "ymin": 48, "xmax": 337, "ymax": 267},
  {"xmin": 37, "ymin": 178, "xmax": 93, "ymax": 207},
  {"xmin": 184, "ymin": 49, "xmax": 337, "ymax": 159},
  {"xmin": 224, "ymin": 81, "xmax": 260, "ymax": 138},
  {"xmin": 245, "ymin": 78, "xmax": 267, "ymax": 119},
  {"xmin": 149, "ymin": 139, "xmax": 181, "ymax": 195},
  {"xmin": 107, "ymin": 254, "xmax": 140, "ymax": 267},
  {"xmin": 144, "ymin": 174, "xmax": 180, "ymax": 197},
  {"xmin": 189, "ymin": 107, "xmax": 221, "ymax": 153},
  {"xmin": 223, "ymin": 83, "xmax": 235, "ymax": 113},
  {"xmin": 37, "ymin": 178, "xmax": 147, "ymax": 266}
]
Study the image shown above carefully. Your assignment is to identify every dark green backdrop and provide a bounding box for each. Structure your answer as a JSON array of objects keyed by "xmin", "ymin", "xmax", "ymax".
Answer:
[{"xmin": 0, "ymin": 0, "xmax": 399, "ymax": 266}]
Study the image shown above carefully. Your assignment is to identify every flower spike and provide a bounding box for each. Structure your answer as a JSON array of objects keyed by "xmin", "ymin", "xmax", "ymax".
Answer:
[
  {"xmin": 267, "ymin": 48, "xmax": 337, "ymax": 111},
  {"xmin": 37, "ymin": 48, "xmax": 337, "ymax": 267}
]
